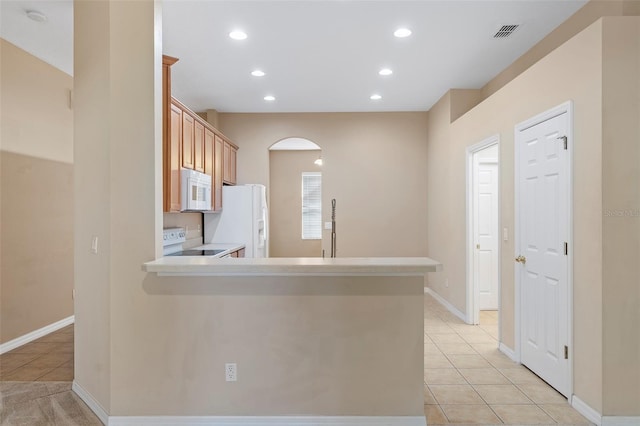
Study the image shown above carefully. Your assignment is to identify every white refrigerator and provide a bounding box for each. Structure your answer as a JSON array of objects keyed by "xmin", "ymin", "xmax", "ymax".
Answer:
[{"xmin": 203, "ymin": 184, "xmax": 268, "ymax": 258}]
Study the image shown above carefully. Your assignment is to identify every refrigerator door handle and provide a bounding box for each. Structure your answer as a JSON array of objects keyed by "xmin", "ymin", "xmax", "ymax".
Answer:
[{"xmin": 257, "ymin": 219, "xmax": 264, "ymax": 248}]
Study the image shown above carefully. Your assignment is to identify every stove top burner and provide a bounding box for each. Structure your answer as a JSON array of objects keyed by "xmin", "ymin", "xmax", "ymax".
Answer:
[{"xmin": 167, "ymin": 249, "xmax": 226, "ymax": 256}]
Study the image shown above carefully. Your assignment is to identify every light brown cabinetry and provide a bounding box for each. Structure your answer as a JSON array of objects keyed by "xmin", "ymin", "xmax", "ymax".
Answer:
[
  {"xmin": 162, "ymin": 54, "xmax": 238, "ymax": 213},
  {"xmin": 194, "ymin": 120, "xmax": 205, "ymax": 173},
  {"xmin": 204, "ymin": 128, "xmax": 222, "ymax": 211},
  {"xmin": 182, "ymin": 112, "xmax": 195, "ymax": 169},
  {"xmin": 230, "ymin": 248, "xmax": 245, "ymax": 258},
  {"xmin": 167, "ymin": 103, "xmax": 183, "ymax": 212},
  {"xmin": 214, "ymin": 135, "xmax": 224, "ymax": 211},
  {"xmin": 163, "ymin": 55, "xmax": 180, "ymax": 212},
  {"xmin": 223, "ymin": 140, "xmax": 238, "ymax": 185}
]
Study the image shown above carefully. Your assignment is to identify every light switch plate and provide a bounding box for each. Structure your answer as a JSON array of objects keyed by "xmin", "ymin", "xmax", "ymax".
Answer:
[{"xmin": 324, "ymin": 222, "xmax": 332, "ymax": 230}]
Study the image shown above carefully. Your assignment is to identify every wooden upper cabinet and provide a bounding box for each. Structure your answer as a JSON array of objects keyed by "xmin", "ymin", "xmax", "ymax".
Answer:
[
  {"xmin": 162, "ymin": 55, "xmax": 179, "ymax": 213},
  {"xmin": 214, "ymin": 135, "xmax": 224, "ymax": 211},
  {"xmin": 204, "ymin": 128, "xmax": 214, "ymax": 176},
  {"xmin": 167, "ymin": 103, "xmax": 183, "ymax": 212},
  {"xmin": 223, "ymin": 141, "xmax": 231, "ymax": 182},
  {"xmin": 162, "ymin": 54, "xmax": 239, "ymax": 212},
  {"xmin": 204, "ymin": 128, "xmax": 217, "ymax": 210},
  {"xmin": 223, "ymin": 140, "xmax": 238, "ymax": 185},
  {"xmin": 194, "ymin": 120, "xmax": 205, "ymax": 173},
  {"xmin": 182, "ymin": 113, "xmax": 195, "ymax": 169},
  {"xmin": 230, "ymin": 146, "xmax": 237, "ymax": 184}
]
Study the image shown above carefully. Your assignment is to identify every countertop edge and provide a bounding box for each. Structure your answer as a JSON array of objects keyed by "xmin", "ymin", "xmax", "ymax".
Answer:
[{"xmin": 142, "ymin": 257, "xmax": 442, "ymax": 277}]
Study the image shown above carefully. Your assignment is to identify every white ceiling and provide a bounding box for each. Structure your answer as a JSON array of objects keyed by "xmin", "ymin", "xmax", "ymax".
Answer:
[
  {"xmin": 1, "ymin": 0, "xmax": 73, "ymax": 75},
  {"xmin": 1, "ymin": 0, "xmax": 588, "ymax": 113}
]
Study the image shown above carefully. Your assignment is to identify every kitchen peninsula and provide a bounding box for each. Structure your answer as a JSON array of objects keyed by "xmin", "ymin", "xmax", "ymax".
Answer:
[{"xmin": 142, "ymin": 256, "xmax": 441, "ymax": 424}]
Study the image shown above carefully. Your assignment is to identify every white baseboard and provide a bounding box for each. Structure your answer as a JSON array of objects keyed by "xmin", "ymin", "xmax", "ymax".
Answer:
[
  {"xmin": 107, "ymin": 416, "xmax": 426, "ymax": 426},
  {"xmin": 498, "ymin": 343, "xmax": 518, "ymax": 363},
  {"xmin": 424, "ymin": 287, "xmax": 467, "ymax": 323},
  {"xmin": 71, "ymin": 382, "xmax": 425, "ymax": 426},
  {"xmin": 73, "ymin": 380, "xmax": 109, "ymax": 426},
  {"xmin": 602, "ymin": 417, "xmax": 640, "ymax": 426},
  {"xmin": 571, "ymin": 395, "xmax": 602, "ymax": 426},
  {"xmin": 0, "ymin": 315, "xmax": 74, "ymax": 354}
]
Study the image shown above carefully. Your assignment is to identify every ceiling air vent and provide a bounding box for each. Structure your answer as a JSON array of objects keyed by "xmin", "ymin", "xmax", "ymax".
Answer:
[{"xmin": 493, "ymin": 24, "xmax": 520, "ymax": 39}]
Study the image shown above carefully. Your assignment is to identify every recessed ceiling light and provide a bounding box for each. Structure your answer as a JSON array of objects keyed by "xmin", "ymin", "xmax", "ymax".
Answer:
[
  {"xmin": 26, "ymin": 10, "xmax": 47, "ymax": 23},
  {"xmin": 251, "ymin": 70, "xmax": 265, "ymax": 77},
  {"xmin": 379, "ymin": 68, "xmax": 393, "ymax": 76},
  {"xmin": 370, "ymin": 94, "xmax": 382, "ymax": 100},
  {"xmin": 229, "ymin": 30, "xmax": 248, "ymax": 40},
  {"xmin": 264, "ymin": 95, "xmax": 276, "ymax": 101},
  {"xmin": 394, "ymin": 28, "xmax": 412, "ymax": 38}
]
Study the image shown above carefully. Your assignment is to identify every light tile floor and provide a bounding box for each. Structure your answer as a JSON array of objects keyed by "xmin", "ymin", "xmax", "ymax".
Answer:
[{"xmin": 424, "ymin": 294, "xmax": 593, "ymax": 425}]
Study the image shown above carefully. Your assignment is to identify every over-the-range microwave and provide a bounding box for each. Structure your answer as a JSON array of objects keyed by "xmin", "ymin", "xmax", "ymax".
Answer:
[{"xmin": 181, "ymin": 169, "xmax": 211, "ymax": 211}]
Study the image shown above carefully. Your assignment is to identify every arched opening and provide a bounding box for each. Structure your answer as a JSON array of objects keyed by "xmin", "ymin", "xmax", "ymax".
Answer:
[{"xmin": 268, "ymin": 137, "xmax": 323, "ymax": 257}]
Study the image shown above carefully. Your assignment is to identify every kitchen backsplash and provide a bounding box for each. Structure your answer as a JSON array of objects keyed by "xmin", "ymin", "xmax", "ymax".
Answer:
[{"xmin": 163, "ymin": 212, "xmax": 203, "ymax": 249}]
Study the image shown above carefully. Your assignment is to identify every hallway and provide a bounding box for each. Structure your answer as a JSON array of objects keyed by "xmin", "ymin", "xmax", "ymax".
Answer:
[{"xmin": 423, "ymin": 293, "xmax": 592, "ymax": 425}]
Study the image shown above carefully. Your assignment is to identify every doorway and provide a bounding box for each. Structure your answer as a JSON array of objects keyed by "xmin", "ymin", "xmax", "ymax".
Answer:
[
  {"xmin": 466, "ymin": 136, "xmax": 500, "ymax": 329},
  {"xmin": 515, "ymin": 102, "xmax": 573, "ymax": 398},
  {"xmin": 268, "ymin": 137, "xmax": 323, "ymax": 257}
]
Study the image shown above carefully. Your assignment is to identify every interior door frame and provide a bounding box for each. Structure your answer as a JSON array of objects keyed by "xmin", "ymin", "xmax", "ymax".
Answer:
[
  {"xmin": 466, "ymin": 135, "xmax": 500, "ymax": 326},
  {"xmin": 514, "ymin": 101, "xmax": 574, "ymax": 397}
]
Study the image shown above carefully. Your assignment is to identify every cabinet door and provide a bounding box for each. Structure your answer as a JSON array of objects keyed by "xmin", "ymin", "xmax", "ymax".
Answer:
[
  {"xmin": 214, "ymin": 135, "xmax": 224, "ymax": 210},
  {"xmin": 223, "ymin": 141, "xmax": 231, "ymax": 183},
  {"xmin": 194, "ymin": 120, "xmax": 205, "ymax": 172},
  {"xmin": 230, "ymin": 146, "xmax": 237, "ymax": 184},
  {"xmin": 204, "ymin": 128, "xmax": 215, "ymax": 208},
  {"xmin": 182, "ymin": 113, "xmax": 195, "ymax": 169},
  {"xmin": 167, "ymin": 103, "xmax": 182, "ymax": 212},
  {"xmin": 223, "ymin": 141, "xmax": 238, "ymax": 185}
]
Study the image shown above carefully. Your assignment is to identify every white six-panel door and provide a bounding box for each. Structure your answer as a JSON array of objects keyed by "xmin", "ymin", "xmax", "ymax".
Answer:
[
  {"xmin": 516, "ymin": 109, "xmax": 570, "ymax": 397},
  {"xmin": 475, "ymin": 157, "xmax": 499, "ymax": 310}
]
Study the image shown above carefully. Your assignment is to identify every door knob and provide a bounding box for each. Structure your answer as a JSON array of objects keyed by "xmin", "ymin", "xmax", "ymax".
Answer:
[{"xmin": 515, "ymin": 255, "xmax": 526, "ymax": 264}]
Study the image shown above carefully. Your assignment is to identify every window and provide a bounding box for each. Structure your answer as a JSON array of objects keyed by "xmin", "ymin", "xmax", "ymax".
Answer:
[{"xmin": 302, "ymin": 172, "xmax": 322, "ymax": 239}]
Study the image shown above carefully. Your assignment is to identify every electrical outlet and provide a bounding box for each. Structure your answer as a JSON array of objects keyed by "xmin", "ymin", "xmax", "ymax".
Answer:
[
  {"xmin": 225, "ymin": 363, "xmax": 237, "ymax": 382},
  {"xmin": 445, "ymin": 279, "xmax": 449, "ymax": 288}
]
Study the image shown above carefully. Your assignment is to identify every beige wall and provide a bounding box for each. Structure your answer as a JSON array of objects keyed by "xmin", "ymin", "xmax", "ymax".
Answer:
[
  {"xmin": 113, "ymin": 275, "xmax": 425, "ymax": 416},
  {"xmin": 269, "ymin": 150, "xmax": 323, "ymax": 257},
  {"xmin": 218, "ymin": 112, "xmax": 429, "ymax": 258},
  {"xmin": 426, "ymin": 17, "xmax": 640, "ymax": 415},
  {"xmin": 0, "ymin": 39, "xmax": 74, "ymax": 344},
  {"xmin": 74, "ymin": 0, "xmax": 162, "ymax": 411},
  {"xmin": 601, "ymin": 18, "xmax": 640, "ymax": 415}
]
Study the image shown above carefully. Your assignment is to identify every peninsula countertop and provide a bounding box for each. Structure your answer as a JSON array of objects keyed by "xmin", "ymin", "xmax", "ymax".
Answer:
[{"xmin": 143, "ymin": 256, "xmax": 442, "ymax": 276}]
